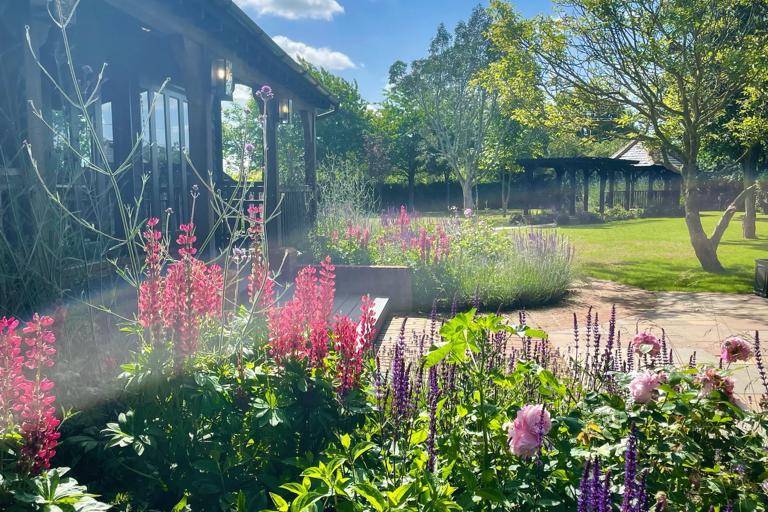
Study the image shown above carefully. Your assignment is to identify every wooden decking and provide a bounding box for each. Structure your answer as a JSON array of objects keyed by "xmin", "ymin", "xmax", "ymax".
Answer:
[{"xmin": 333, "ymin": 295, "xmax": 391, "ymax": 335}]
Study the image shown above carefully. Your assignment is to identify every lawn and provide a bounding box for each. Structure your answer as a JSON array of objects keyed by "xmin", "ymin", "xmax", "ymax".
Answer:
[{"xmin": 558, "ymin": 212, "xmax": 768, "ymax": 293}]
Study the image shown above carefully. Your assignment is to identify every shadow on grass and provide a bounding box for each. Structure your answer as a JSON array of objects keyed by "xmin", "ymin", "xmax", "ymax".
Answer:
[{"xmin": 582, "ymin": 259, "xmax": 753, "ymax": 295}]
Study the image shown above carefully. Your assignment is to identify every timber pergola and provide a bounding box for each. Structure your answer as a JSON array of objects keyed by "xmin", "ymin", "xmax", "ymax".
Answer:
[{"xmin": 516, "ymin": 155, "xmax": 681, "ymax": 215}]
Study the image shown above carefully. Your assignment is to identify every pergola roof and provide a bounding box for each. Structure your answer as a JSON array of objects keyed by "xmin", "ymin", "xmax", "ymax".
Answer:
[
  {"xmin": 517, "ymin": 150, "xmax": 679, "ymax": 177},
  {"xmin": 612, "ymin": 140, "xmax": 682, "ymax": 173},
  {"xmin": 517, "ymin": 156, "xmax": 641, "ymax": 172}
]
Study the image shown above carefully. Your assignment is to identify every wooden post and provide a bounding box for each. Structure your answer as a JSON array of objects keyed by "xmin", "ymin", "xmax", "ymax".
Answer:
[
  {"xmin": 300, "ymin": 109, "xmax": 317, "ymax": 224},
  {"xmin": 568, "ymin": 166, "xmax": 577, "ymax": 215},
  {"xmin": 264, "ymin": 97, "xmax": 280, "ymax": 253},
  {"xmin": 174, "ymin": 38, "xmax": 215, "ymax": 248},
  {"xmin": 663, "ymin": 175, "xmax": 671, "ymax": 208},
  {"xmin": 582, "ymin": 168, "xmax": 590, "ymax": 212},
  {"xmin": 624, "ymin": 171, "xmax": 632, "ymax": 209},
  {"xmin": 554, "ymin": 168, "xmax": 564, "ymax": 212},
  {"xmin": 599, "ymin": 171, "xmax": 607, "ymax": 214},
  {"xmin": 23, "ymin": 7, "xmax": 51, "ymax": 181},
  {"xmin": 608, "ymin": 171, "xmax": 616, "ymax": 208},
  {"xmin": 647, "ymin": 172, "xmax": 655, "ymax": 208}
]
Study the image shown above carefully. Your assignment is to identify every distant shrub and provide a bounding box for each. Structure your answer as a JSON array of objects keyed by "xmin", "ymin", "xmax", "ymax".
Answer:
[
  {"xmin": 600, "ymin": 205, "xmax": 644, "ymax": 221},
  {"xmin": 450, "ymin": 225, "xmax": 575, "ymax": 309}
]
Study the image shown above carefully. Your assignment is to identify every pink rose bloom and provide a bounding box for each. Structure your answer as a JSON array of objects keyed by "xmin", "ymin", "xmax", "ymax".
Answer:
[
  {"xmin": 464, "ymin": 208, "xmax": 473, "ymax": 218},
  {"xmin": 507, "ymin": 404, "xmax": 552, "ymax": 458},
  {"xmin": 720, "ymin": 336, "xmax": 753, "ymax": 364},
  {"xmin": 629, "ymin": 371, "xmax": 666, "ymax": 403},
  {"xmin": 696, "ymin": 368, "xmax": 735, "ymax": 399},
  {"xmin": 631, "ymin": 332, "xmax": 661, "ymax": 357}
]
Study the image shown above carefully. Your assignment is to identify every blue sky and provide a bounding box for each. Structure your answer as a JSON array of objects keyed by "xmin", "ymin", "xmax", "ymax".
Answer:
[{"xmin": 234, "ymin": 0, "xmax": 553, "ymax": 104}]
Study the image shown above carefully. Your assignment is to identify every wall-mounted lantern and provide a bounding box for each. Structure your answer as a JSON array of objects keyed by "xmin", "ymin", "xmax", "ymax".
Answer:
[
  {"xmin": 212, "ymin": 59, "xmax": 234, "ymax": 100},
  {"xmin": 279, "ymin": 98, "xmax": 292, "ymax": 124}
]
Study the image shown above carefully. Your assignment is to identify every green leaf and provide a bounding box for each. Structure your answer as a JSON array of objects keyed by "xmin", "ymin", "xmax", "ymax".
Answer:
[
  {"xmin": 355, "ymin": 483, "xmax": 386, "ymax": 512},
  {"xmin": 387, "ymin": 483, "xmax": 412, "ymax": 506},
  {"xmin": 270, "ymin": 492, "xmax": 290, "ymax": 511},
  {"xmin": 171, "ymin": 494, "xmax": 189, "ymax": 512}
]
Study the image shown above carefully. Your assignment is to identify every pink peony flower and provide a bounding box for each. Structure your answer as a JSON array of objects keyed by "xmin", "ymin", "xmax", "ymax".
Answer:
[
  {"xmin": 631, "ymin": 332, "xmax": 661, "ymax": 357},
  {"xmin": 720, "ymin": 336, "xmax": 753, "ymax": 364},
  {"xmin": 463, "ymin": 208, "xmax": 473, "ymax": 218},
  {"xmin": 696, "ymin": 368, "xmax": 735, "ymax": 399},
  {"xmin": 628, "ymin": 371, "xmax": 666, "ymax": 403},
  {"xmin": 507, "ymin": 404, "xmax": 552, "ymax": 458}
]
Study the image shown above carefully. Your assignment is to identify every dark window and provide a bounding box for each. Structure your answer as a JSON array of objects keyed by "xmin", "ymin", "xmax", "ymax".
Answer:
[{"xmin": 139, "ymin": 88, "xmax": 189, "ymax": 221}]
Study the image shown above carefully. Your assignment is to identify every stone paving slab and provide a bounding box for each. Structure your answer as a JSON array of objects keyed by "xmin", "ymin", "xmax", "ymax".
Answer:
[{"xmin": 377, "ymin": 279, "xmax": 768, "ymax": 400}]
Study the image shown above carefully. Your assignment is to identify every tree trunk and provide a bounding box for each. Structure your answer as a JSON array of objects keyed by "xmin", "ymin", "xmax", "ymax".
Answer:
[
  {"xmin": 407, "ymin": 162, "xmax": 416, "ymax": 211},
  {"xmin": 742, "ymin": 144, "xmax": 758, "ymax": 239},
  {"xmin": 682, "ymin": 170, "xmax": 724, "ymax": 272},
  {"xmin": 500, "ymin": 168, "xmax": 510, "ymax": 213},
  {"xmin": 445, "ymin": 170, "xmax": 451, "ymax": 209},
  {"xmin": 461, "ymin": 179, "xmax": 475, "ymax": 209}
]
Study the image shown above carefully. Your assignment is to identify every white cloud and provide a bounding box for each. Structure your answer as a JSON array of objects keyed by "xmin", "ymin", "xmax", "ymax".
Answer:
[
  {"xmin": 234, "ymin": 0, "xmax": 344, "ymax": 20},
  {"xmin": 273, "ymin": 35, "xmax": 356, "ymax": 71}
]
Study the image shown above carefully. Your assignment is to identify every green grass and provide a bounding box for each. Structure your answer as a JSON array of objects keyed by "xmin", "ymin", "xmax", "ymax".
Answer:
[{"xmin": 558, "ymin": 212, "xmax": 768, "ymax": 293}]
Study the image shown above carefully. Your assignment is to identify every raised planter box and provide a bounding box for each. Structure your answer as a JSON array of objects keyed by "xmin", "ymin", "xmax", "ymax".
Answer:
[
  {"xmin": 285, "ymin": 261, "xmax": 413, "ymax": 312},
  {"xmin": 756, "ymin": 259, "xmax": 768, "ymax": 298}
]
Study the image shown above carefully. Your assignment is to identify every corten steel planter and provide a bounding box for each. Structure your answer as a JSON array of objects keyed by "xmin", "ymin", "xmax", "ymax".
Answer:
[
  {"xmin": 756, "ymin": 259, "xmax": 768, "ymax": 298},
  {"xmin": 285, "ymin": 262, "xmax": 413, "ymax": 312}
]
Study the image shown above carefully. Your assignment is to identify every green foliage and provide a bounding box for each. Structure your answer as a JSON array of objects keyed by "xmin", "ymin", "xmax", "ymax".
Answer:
[
  {"xmin": 269, "ymin": 312, "xmax": 768, "ymax": 511},
  {"xmin": 395, "ymin": 6, "xmax": 500, "ymax": 208},
  {"xmin": 303, "ymin": 61, "xmax": 372, "ymax": 163},
  {"xmin": 448, "ymin": 221, "xmax": 575, "ymax": 309},
  {"xmin": 60, "ymin": 314, "xmax": 369, "ymax": 511},
  {"xmin": 0, "ymin": 466, "xmax": 110, "ymax": 512}
]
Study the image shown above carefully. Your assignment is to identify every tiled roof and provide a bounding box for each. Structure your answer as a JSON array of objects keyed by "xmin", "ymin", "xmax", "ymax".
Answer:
[{"xmin": 612, "ymin": 140, "xmax": 682, "ymax": 172}]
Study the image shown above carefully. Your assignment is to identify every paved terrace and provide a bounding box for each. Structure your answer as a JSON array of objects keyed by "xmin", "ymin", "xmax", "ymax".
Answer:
[{"xmin": 377, "ymin": 279, "xmax": 768, "ymax": 403}]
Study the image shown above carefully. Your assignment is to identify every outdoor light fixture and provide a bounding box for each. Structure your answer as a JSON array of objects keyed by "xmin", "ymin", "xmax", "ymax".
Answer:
[
  {"xmin": 212, "ymin": 59, "xmax": 234, "ymax": 100},
  {"xmin": 279, "ymin": 98, "xmax": 293, "ymax": 124}
]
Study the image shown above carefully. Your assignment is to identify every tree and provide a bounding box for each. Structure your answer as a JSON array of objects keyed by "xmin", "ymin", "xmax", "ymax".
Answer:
[
  {"xmin": 724, "ymin": 41, "xmax": 768, "ymax": 239},
  {"xmin": 373, "ymin": 63, "xmax": 426, "ymax": 209},
  {"xmin": 396, "ymin": 6, "xmax": 499, "ymax": 209},
  {"xmin": 303, "ymin": 61, "xmax": 371, "ymax": 163},
  {"xmin": 493, "ymin": 0, "xmax": 767, "ymax": 272}
]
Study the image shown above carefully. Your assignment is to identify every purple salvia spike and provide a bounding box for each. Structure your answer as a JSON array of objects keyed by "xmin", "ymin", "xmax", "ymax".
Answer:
[
  {"xmin": 592, "ymin": 312, "xmax": 601, "ymax": 371},
  {"xmin": 753, "ymin": 331, "xmax": 768, "ymax": 404},
  {"xmin": 426, "ymin": 366, "xmax": 440, "ymax": 472},
  {"xmin": 621, "ymin": 427, "xmax": 638, "ymax": 512},
  {"xmin": 578, "ymin": 458, "xmax": 593, "ymax": 512},
  {"xmin": 574, "ymin": 312, "xmax": 580, "ymax": 368}
]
